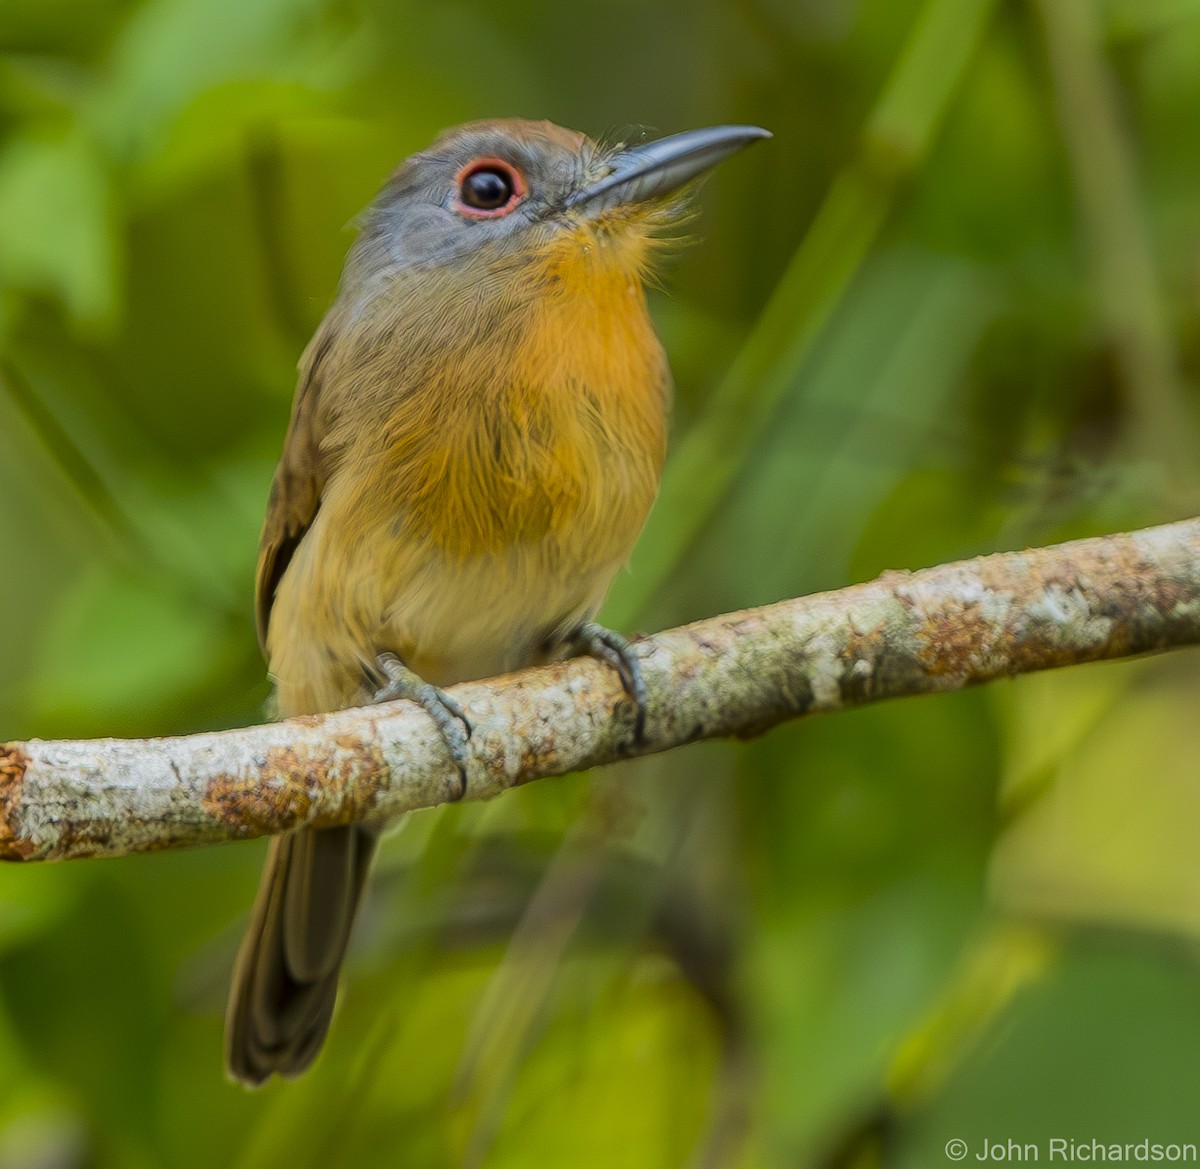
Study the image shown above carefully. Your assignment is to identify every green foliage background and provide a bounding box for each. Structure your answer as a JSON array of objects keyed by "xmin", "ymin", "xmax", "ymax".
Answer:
[{"xmin": 4, "ymin": 0, "xmax": 1200, "ymax": 1165}]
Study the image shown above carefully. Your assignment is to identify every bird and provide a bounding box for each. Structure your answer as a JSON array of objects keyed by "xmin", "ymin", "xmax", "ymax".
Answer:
[{"xmin": 224, "ymin": 117, "xmax": 770, "ymax": 1086}]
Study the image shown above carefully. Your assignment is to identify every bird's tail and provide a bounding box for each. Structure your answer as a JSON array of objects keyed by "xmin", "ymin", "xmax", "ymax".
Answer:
[{"xmin": 224, "ymin": 825, "xmax": 377, "ymax": 1086}]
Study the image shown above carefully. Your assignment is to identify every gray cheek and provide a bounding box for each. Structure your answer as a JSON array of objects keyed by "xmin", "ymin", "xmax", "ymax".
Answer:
[
  {"xmin": 384, "ymin": 204, "xmax": 531, "ymax": 270},
  {"xmin": 383, "ymin": 204, "xmax": 461, "ymax": 266},
  {"xmin": 350, "ymin": 199, "xmax": 548, "ymax": 293}
]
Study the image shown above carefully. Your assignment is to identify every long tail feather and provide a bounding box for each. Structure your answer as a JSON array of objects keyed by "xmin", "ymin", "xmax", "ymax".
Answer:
[{"xmin": 225, "ymin": 825, "xmax": 377, "ymax": 1086}]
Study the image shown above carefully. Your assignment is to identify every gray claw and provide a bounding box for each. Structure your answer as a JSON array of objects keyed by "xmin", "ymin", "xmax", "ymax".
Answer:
[
  {"xmin": 572, "ymin": 622, "xmax": 647, "ymax": 741},
  {"xmin": 374, "ymin": 653, "xmax": 472, "ymax": 798}
]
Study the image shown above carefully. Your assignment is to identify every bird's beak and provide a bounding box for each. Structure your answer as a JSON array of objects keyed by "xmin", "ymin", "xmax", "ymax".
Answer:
[{"xmin": 565, "ymin": 124, "xmax": 771, "ymax": 213}]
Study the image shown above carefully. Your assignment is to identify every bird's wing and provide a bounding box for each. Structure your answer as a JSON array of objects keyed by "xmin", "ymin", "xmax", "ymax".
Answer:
[{"xmin": 255, "ymin": 329, "xmax": 335, "ymax": 654}]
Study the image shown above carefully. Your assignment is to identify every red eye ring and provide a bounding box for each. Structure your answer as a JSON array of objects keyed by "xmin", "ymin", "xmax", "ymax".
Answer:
[{"xmin": 452, "ymin": 157, "xmax": 527, "ymax": 219}]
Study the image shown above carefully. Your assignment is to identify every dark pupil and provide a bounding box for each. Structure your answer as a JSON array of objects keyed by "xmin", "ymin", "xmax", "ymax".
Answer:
[{"xmin": 462, "ymin": 167, "xmax": 513, "ymax": 210}]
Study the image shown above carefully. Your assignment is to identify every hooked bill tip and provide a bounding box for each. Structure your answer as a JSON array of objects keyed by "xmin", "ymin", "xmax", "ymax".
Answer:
[{"xmin": 567, "ymin": 123, "xmax": 771, "ymax": 212}]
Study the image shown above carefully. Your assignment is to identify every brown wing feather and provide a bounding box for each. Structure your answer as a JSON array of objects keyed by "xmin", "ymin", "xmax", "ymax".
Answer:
[{"xmin": 255, "ymin": 330, "xmax": 335, "ymax": 653}]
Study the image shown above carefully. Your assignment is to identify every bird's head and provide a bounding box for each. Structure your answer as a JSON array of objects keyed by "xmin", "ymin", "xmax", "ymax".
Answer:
[{"xmin": 344, "ymin": 119, "xmax": 769, "ymax": 302}]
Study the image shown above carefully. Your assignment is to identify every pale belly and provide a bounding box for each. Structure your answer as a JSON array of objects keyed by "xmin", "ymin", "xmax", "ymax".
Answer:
[
  {"xmin": 375, "ymin": 538, "xmax": 626, "ymax": 685},
  {"xmin": 265, "ymin": 494, "xmax": 640, "ymax": 716}
]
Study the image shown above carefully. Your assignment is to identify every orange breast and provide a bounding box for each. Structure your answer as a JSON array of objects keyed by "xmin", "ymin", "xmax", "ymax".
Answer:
[{"xmin": 365, "ymin": 222, "xmax": 671, "ymax": 570}]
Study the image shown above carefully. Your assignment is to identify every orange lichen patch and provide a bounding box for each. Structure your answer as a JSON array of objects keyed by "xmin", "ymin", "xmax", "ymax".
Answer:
[
  {"xmin": 202, "ymin": 736, "xmax": 390, "ymax": 837},
  {"xmin": 203, "ymin": 762, "xmax": 313, "ymax": 838},
  {"xmin": 894, "ymin": 531, "xmax": 1200, "ymax": 687},
  {"xmin": 510, "ymin": 738, "xmax": 566, "ymax": 788},
  {"xmin": 503, "ymin": 704, "xmax": 580, "ymax": 788},
  {"xmin": 0, "ymin": 744, "xmax": 32, "ymax": 860},
  {"xmin": 318, "ymin": 734, "xmax": 389, "ymax": 821},
  {"xmin": 837, "ymin": 618, "xmax": 882, "ymax": 663},
  {"xmin": 905, "ymin": 591, "xmax": 999, "ymax": 680},
  {"xmin": 836, "ymin": 615, "xmax": 892, "ymax": 700},
  {"xmin": 1143, "ymin": 569, "xmax": 1193, "ymax": 617},
  {"xmin": 0, "ymin": 744, "xmax": 26, "ymax": 789}
]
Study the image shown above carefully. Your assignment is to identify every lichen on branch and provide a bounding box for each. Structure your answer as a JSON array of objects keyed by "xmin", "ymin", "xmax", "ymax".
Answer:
[{"xmin": 3, "ymin": 517, "xmax": 1200, "ymax": 863}]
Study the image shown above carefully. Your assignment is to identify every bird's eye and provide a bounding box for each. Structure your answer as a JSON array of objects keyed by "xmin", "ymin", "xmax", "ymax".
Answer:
[{"xmin": 453, "ymin": 158, "xmax": 526, "ymax": 218}]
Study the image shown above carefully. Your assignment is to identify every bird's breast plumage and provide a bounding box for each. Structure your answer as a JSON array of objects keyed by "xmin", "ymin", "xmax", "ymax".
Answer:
[{"xmin": 267, "ymin": 233, "xmax": 670, "ymax": 708}]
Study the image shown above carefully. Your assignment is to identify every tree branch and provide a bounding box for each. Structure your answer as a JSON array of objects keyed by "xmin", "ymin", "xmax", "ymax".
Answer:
[{"xmin": 4, "ymin": 517, "xmax": 1200, "ymax": 863}]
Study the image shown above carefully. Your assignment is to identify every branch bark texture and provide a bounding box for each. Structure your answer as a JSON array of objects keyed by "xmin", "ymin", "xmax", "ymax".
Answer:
[{"xmin": 4, "ymin": 518, "xmax": 1200, "ymax": 863}]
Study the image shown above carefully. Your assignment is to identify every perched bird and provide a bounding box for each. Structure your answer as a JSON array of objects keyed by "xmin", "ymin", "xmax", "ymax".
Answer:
[{"xmin": 225, "ymin": 117, "xmax": 769, "ymax": 1086}]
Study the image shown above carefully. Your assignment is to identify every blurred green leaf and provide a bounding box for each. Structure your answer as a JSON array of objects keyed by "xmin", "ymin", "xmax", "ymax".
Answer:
[
  {"xmin": 898, "ymin": 941, "xmax": 1200, "ymax": 1164},
  {"xmin": 1105, "ymin": 0, "xmax": 1200, "ymax": 41},
  {"xmin": 1, "ymin": 876, "xmax": 166, "ymax": 1164},
  {"xmin": 0, "ymin": 128, "xmax": 118, "ymax": 327},
  {"xmin": 92, "ymin": 0, "xmax": 331, "ymax": 162},
  {"xmin": 0, "ymin": 865, "xmax": 81, "ymax": 955},
  {"xmin": 992, "ymin": 661, "xmax": 1200, "ymax": 936},
  {"xmin": 27, "ymin": 564, "xmax": 233, "ymax": 736}
]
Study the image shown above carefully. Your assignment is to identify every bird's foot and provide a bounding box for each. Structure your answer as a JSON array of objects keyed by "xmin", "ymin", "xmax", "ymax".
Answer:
[
  {"xmin": 568, "ymin": 622, "xmax": 647, "ymax": 741},
  {"xmin": 374, "ymin": 653, "xmax": 471, "ymax": 799}
]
